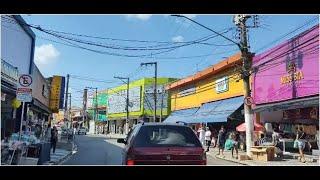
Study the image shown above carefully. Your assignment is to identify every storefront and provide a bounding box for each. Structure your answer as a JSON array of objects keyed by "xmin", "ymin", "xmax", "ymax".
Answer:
[
  {"xmin": 252, "ymin": 25, "xmax": 319, "ymax": 154},
  {"xmin": 106, "ymin": 77, "xmax": 175, "ymax": 134},
  {"xmin": 1, "ymin": 59, "xmax": 19, "ymax": 139},
  {"xmin": 165, "ymin": 53, "xmax": 245, "ymax": 132}
]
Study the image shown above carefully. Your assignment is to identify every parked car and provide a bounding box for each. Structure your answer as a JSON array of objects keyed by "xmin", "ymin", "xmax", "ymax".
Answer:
[
  {"xmin": 77, "ymin": 127, "xmax": 87, "ymax": 135},
  {"xmin": 117, "ymin": 122, "xmax": 206, "ymax": 165}
]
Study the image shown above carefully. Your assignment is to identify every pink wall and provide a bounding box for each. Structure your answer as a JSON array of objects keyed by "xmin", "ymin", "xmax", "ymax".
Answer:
[{"xmin": 252, "ymin": 25, "xmax": 319, "ymax": 105}]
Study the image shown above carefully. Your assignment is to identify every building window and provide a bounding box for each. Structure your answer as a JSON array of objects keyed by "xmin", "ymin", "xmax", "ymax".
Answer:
[{"xmin": 178, "ymin": 85, "xmax": 196, "ymax": 97}]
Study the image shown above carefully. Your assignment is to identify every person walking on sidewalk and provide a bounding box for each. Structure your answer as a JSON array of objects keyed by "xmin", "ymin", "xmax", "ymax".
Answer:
[
  {"xmin": 217, "ymin": 126, "xmax": 226, "ymax": 157},
  {"xmin": 198, "ymin": 126, "xmax": 205, "ymax": 146},
  {"xmin": 205, "ymin": 127, "xmax": 212, "ymax": 152},
  {"xmin": 231, "ymin": 131, "xmax": 239, "ymax": 159},
  {"xmin": 51, "ymin": 126, "xmax": 58, "ymax": 154},
  {"xmin": 295, "ymin": 127, "xmax": 306, "ymax": 163}
]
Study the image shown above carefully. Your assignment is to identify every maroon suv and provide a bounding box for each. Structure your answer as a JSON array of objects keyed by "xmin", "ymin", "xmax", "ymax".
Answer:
[{"xmin": 117, "ymin": 123, "xmax": 206, "ymax": 165}]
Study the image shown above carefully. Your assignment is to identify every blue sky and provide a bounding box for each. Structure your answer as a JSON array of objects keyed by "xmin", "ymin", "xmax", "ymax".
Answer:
[{"xmin": 20, "ymin": 14, "xmax": 318, "ymax": 107}]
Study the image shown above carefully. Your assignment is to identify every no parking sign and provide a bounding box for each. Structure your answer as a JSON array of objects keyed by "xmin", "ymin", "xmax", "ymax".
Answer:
[{"xmin": 16, "ymin": 74, "xmax": 33, "ymax": 102}]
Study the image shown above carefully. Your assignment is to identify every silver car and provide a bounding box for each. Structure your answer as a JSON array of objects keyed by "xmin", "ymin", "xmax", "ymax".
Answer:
[{"xmin": 77, "ymin": 127, "xmax": 87, "ymax": 135}]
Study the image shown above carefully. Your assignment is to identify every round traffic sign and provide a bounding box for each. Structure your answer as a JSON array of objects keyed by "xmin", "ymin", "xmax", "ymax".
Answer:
[
  {"xmin": 244, "ymin": 97, "xmax": 254, "ymax": 106},
  {"xmin": 19, "ymin": 74, "xmax": 33, "ymax": 87}
]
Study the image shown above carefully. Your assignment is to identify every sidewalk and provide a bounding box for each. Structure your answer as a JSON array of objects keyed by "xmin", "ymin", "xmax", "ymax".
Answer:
[
  {"xmin": 206, "ymin": 147, "xmax": 319, "ymax": 166},
  {"xmin": 42, "ymin": 138, "xmax": 76, "ymax": 165}
]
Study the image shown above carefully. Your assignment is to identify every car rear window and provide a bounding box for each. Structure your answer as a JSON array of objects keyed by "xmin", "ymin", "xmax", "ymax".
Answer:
[{"xmin": 133, "ymin": 125, "xmax": 202, "ymax": 148}]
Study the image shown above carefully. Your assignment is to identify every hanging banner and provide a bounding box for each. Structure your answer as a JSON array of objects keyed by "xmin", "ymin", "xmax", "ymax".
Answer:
[{"xmin": 49, "ymin": 76, "xmax": 65, "ymax": 113}]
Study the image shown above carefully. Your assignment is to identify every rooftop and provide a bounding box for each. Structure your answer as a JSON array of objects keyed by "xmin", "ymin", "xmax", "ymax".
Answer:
[{"xmin": 166, "ymin": 52, "xmax": 242, "ymax": 90}]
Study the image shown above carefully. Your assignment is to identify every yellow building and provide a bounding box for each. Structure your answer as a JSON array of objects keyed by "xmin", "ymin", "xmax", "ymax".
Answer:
[{"xmin": 164, "ymin": 53, "xmax": 245, "ymax": 129}]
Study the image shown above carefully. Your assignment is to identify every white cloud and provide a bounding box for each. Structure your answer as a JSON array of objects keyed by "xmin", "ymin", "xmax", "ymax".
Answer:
[
  {"xmin": 126, "ymin": 14, "xmax": 153, "ymax": 21},
  {"xmin": 172, "ymin": 35, "xmax": 184, "ymax": 43},
  {"xmin": 35, "ymin": 44, "xmax": 60, "ymax": 65}
]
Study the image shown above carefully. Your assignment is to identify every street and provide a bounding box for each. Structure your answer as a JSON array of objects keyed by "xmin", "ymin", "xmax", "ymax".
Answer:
[{"xmin": 62, "ymin": 135, "xmax": 243, "ymax": 166}]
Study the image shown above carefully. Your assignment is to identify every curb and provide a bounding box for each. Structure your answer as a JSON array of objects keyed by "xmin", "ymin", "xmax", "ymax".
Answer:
[
  {"xmin": 214, "ymin": 154, "xmax": 250, "ymax": 165},
  {"xmin": 55, "ymin": 144, "xmax": 78, "ymax": 165},
  {"xmin": 206, "ymin": 152, "xmax": 249, "ymax": 166}
]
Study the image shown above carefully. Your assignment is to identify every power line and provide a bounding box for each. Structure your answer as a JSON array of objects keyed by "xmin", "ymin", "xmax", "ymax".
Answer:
[
  {"xmin": 254, "ymin": 16, "xmax": 318, "ymax": 53},
  {"xmin": 2, "ymin": 16, "xmax": 235, "ymax": 60}
]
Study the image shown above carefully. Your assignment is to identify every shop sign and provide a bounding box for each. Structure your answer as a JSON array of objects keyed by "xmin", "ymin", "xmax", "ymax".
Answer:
[
  {"xmin": 280, "ymin": 62, "xmax": 304, "ymax": 84},
  {"xmin": 49, "ymin": 76, "xmax": 65, "ymax": 113},
  {"xmin": 283, "ymin": 107, "xmax": 318, "ymax": 120},
  {"xmin": 215, "ymin": 77, "xmax": 229, "ymax": 93},
  {"xmin": 1, "ymin": 60, "xmax": 19, "ymax": 85}
]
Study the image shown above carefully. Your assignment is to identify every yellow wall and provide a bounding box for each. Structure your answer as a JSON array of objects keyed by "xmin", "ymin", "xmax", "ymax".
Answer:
[{"xmin": 170, "ymin": 69, "xmax": 244, "ymax": 111}]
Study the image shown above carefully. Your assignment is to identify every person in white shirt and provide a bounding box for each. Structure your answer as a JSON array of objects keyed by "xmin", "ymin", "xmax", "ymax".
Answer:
[
  {"xmin": 205, "ymin": 127, "xmax": 212, "ymax": 152},
  {"xmin": 198, "ymin": 126, "xmax": 205, "ymax": 146}
]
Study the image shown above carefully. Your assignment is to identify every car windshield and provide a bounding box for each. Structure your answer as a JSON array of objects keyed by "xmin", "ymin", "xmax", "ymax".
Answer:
[{"xmin": 133, "ymin": 125, "xmax": 202, "ymax": 148}]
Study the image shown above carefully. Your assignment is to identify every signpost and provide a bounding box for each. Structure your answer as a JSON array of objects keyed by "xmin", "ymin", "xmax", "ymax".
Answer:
[{"xmin": 16, "ymin": 74, "xmax": 33, "ymax": 140}]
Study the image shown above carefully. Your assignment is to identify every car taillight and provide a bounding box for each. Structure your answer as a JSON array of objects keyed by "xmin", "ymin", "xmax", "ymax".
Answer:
[{"xmin": 127, "ymin": 159, "xmax": 134, "ymax": 166}]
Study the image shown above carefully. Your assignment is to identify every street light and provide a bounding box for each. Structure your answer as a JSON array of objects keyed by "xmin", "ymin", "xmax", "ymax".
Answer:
[
  {"xmin": 86, "ymin": 87, "xmax": 98, "ymax": 134},
  {"xmin": 114, "ymin": 76, "xmax": 129, "ymax": 135}
]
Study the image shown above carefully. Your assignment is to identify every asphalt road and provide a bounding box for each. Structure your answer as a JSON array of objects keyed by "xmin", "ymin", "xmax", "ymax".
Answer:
[
  {"xmin": 63, "ymin": 134, "xmax": 243, "ymax": 166},
  {"xmin": 63, "ymin": 135, "xmax": 123, "ymax": 165}
]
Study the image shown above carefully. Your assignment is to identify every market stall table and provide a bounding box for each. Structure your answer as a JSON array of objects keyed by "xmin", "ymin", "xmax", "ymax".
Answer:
[{"xmin": 251, "ymin": 146, "xmax": 275, "ymax": 162}]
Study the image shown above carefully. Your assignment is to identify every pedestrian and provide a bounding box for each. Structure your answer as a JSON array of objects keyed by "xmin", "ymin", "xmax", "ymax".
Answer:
[
  {"xmin": 198, "ymin": 126, "xmax": 205, "ymax": 146},
  {"xmin": 231, "ymin": 131, "xmax": 239, "ymax": 159},
  {"xmin": 205, "ymin": 127, "xmax": 212, "ymax": 152},
  {"xmin": 45, "ymin": 124, "xmax": 52, "ymax": 142},
  {"xmin": 217, "ymin": 126, "xmax": 226, "ymax": 157},
  {"xmin": 210, "ymin": 129, "xmax": 217, "ymax": 148},
  {"xmin": 51, "ymin": 126, "xmax": 58, "ymax": 154},
  {"xmin": 295, "ymin": 127, "xmax": 306, "ymax": 163}
]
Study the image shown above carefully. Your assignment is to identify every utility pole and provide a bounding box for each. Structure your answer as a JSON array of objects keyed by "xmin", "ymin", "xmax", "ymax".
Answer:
[
  {"xmin": 114, "ymin": 76, "xmax": 130, "ymax": 134},
  {"xmin": 235, "ymin": 15, "xmax": 254, "ymax": 157},
  {"xmin": 95, "ymin": 88, "xmax": 98, "ymax": 125},
  {"xmin": 83, "ymin": 88, "xmax": 88, "ymax": 129},
  {"xmin": 171, "ymin": 14, "xmax": 256, "ymax": 157},
  {"xmin": 86, "ymin": 87, "xmax": 98, "ymax": 134},
  {"xmin": 69, "ymin": 93, "xmax": 72, "ymax": 129},
  {"xmin": 64, "ymin": 74, "xmax": 70, "ymax": 126},
  {"xmin": 141, "ymin": 62, "xmax": 157, "ymax": 122},
  {"xmin": 160, "ymin": 86, "xmax": 164, "ymax": 122}
]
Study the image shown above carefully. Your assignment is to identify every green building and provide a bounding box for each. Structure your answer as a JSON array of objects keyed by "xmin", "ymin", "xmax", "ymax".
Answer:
[{"xmin": 106, "ymin": 77, "xmax": 177, "ymax": 134}]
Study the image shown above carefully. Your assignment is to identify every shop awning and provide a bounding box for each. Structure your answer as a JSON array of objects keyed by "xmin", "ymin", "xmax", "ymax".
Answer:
[
  {"xmin": 190, "ymin": 96, "xmax": 244, "ymax": 123},
  {"xmin": 236, "ymin": 122, "xmax": 264, "ymax": 132},
  {"xmin": 163, "ymin": 107, "xmax": 199, "ymax": 123},
  {"xmin": 253, "ymin": 95, "xmax": 319, "ymax": 112}
]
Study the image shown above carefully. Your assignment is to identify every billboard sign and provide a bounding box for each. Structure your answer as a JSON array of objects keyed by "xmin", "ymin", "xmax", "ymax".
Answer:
[{"xmin": 108, "ymin": 86, "xmax": 141, "ymax": 114}]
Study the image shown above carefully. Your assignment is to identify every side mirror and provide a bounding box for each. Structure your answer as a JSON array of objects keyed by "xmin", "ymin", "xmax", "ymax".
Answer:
[{"xmin": 117, "ymin": 138, "xmax": 126, "ymax": 144}]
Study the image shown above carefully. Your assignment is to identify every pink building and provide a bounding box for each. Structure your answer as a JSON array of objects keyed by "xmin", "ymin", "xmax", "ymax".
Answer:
[{"xmin": 252, "ymin": 25, "xmax": 319, "ymax": 153}]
